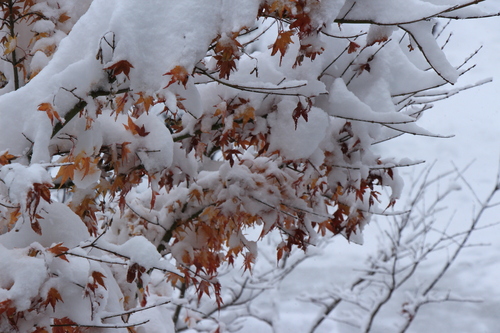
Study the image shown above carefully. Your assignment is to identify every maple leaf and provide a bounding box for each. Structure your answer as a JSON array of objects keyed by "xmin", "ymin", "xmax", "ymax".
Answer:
[
  {"xmin": 214, "ymin": 34, "xmax": 241, "ymax": 79},
  {"xmin": 196, "ymin": 280, "xmax": 211, "ymax": 304},
  {"xmin": 164, "ymin": 65, "xmax": 189, "ymax": 88},
  {"xmin": 289, "ymin": 13, "xmax": 313, "ymax": 37},
  {"xmin": 166, "ymin": 272, "xmax": 184, "ymax": 286},
  {"xmin": 26, "ymin": 182, "xmax": 52, "ymax": 226},
  {"xmin": 8, "ymin": 208, "xmax": 21, "ymax": 230},
  {"xmin": 356, "ymin": 62, "xmax": 371, "ymax": 76},
  {"xmin": 33, "ymin": 182, "xmax": 52, "ymax": 203},
  {"xmin": 0, "ymin": 151, "xmax": 17, "ymax": 165},
  {"xmin": 236, "ymin": 106, "xmax": 255, "ymax": 126},
  {"xmin": 56, "ymin": 162, "xmax": 75, "ymax": 187},
  {"xmin": 58, "ymin": 12, "xmax": 71, "ymax": 23},
  {"xmin": 126, "ymin": 263, "xmax": 146, "ymax": 286},
  {"xmin": 31, "ymin": 219, "xmax": 42, "ymax": 235},
  {"xmin": 121, "ymin": 141, "xmax": 132, "ymax": 163},
  {"xmin": 136, "ymin": 92, "xmax": 154, "ymax": 112},
  {"xmin": 268, "ymin": 0, "xmax": 290, "ymax": 17},
  {"xmin": 242, "ymin": 252, "xmax": 255, "ymax": 272},
  {"xmin": 276, "ymin": 243, "xmax": 289, "ymax": 262},
  {"xmin": 0, "ymin": 299, "xmax": 14, "ymax": 316},
  {"xmin": 48, "ymin": 243, "xmax": 70, "ymax": 262},
  {"xmin": 188, "ymin": 188, "xmax": 203, "ymax": 203},
  {"xmin": 292, "ymin": 100, "xmax": 310, "ymax": 129},
  {"xmin": 22, "ymin": 0, "xmax": 36, "ymax": 12},
  {"xmin": 52, "ymin": 317, "xmax": 80, "ymax": 333},
  {"xmin": 104, "ymin": 60, "xmax": 134, "ymax": 79},
  {"xmin": 348, "ymin": 41, "xmax": 360, "ymax": 54},
  {"xmin": 3, "ymin": 35, "xmax": 17, "ymax": 55},
  {"xmin": 72, "ymin": 152, "xmax": 100, "ymax": 180},
  {"xmin": 114, "ymin": 94, "xmax": 129, "ymax": 114},
  {"xmin": 38, "ymin": 102, "xmax": 63, "ymax": 126},
  {"xmin": 91, "ymin": 271, "xmax": 107, "ymax": 290},
  {"xmin": 43, "ymin": 287, "xmax": 64, "ymax": 311},
  {"xmin": 123, "ymin": 116, "xmax": 150, "ymax": 136},
  {"xmin": 271, "ymin": 30, "xmax": 294, "ymax": 65},
  {"xmin": 223, "ymin": 149, "xmax": 242, "ymax": 167}
]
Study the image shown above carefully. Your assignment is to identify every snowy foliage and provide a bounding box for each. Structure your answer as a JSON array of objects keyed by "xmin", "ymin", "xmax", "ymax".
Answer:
[{"xmin": 0, "ymin": 0, "xmax": 498, "ymax": 332}]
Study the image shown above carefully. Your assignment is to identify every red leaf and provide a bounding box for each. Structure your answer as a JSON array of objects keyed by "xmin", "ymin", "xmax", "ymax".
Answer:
[
  {"xmin": 91, "ymin": 271, "xmax": 107, "ymax": 290},
  {"xmin": 52, "ymin": 317, "xmax": 80, "ymax": 333},
  {"xmin": 0, "ymin": 299, "xmax": 14, "ymax": 316},
  {"xmin": 289, "ymin": 13, "xmax": 312, "ymax": 37},
  {"xmin": 348, "ymin": 41, "xmax": 360, "ymax": 54},
  {"xmin": 223, "ymin": 149, "xmax": 242, "ymax": 167},
  {"xmin": 104, "ymin": 60, "xmax": 134, "ymax": 79},
  {"xmin": 31, "ymin": 219, "xmax": 42, "ymax": 235}
]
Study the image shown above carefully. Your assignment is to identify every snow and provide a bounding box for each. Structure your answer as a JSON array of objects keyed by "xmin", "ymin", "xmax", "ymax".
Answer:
[
  {"xmin": 400, "ymin": 21, "xmax": 458, "ymax": 83},
  {"xmin": 0, "ymin": 1, "xmax": 498, "ymax": 332},
  {"xmin": 267, "ymin": 99, "xmax": 329, "ymax": 160},
  {"xmin": 327, "ymin": 78, "xmax": 415, "ymax": 124},
  {"xmin": 336, "ymin": 0, "xmax": 486, "ymax": 24},
  {"xmin": 0, "ymin": 201, "xmax": 90, "ymax": 248},
  {"xmin": 267, "ymin": 15, "xmax": 500, "ymax": 333},
  {"xmin": 0, "ymin": 243, "xmax": 47, "ymax": 310}
]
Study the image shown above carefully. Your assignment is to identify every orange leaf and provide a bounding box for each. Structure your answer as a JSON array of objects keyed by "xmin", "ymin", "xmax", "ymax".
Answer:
[
  {"xmin": 73, "ymin": 152, "xmax": 100, "ymax": 180},
  {"xmin": 38, "ymin": 102, "xmax": 62, "ymax": 126},
  {"xmin": 0, "ymin": 151, "xmax": 17, "ymax": 165},
  {"xmin": 8, "ymin": 208, "xmax": 21, "ymax": 229},
  {"xmin": 236, "ymin": 106, "xmax": 255, "ymax": 126},
  {"xmin": 136, "ymin": 92, "xmax": 154, "ymax": 112},
  {"xmin": 3, "ymin": 35, "xmax": 17, "ymax": 55},
  {"xmin": 58, "ymin": 12, "xmax": 71, "ymax": 23},
  {"xmin": 123, "ymin": 116, "xmax": 150, "ymax": 137},
  {"xmin": 121, "ymin": 141, "xmax": 132, "ymax": 163},
  {"xmin": 104, "ymin": 60, "xmax": 134, "ymax": 79},
  {"xmin": 56, "ymin": 163, "xmax": 75, "ymax": 187},
  {"xmin": 48, "ymin": 243, "xmax": 70, "ymax": 262},
  {"xmin": 271, "ymin": 30, "xmax": 294, "ymax": 65},
  {"xmin": 164, "ymin": 65, "xmax": 189, "ymax": 88},
  {"xmin": 43, "ymin": 287, "xmax": 64, "ymax": 311},
  {"xmin": 114, "ymin": 94, "xmax": 129, "ymax": 114}
]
